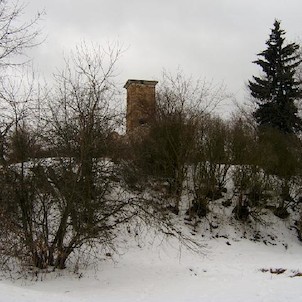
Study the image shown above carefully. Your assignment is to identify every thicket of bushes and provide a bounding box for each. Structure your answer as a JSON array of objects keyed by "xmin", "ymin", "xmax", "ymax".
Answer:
[
  {"xmin": 127, "ymin": 102, "xmax": 302, "ymax": 221},
  {"xmin": 1, "ymin": 50, "xmax": 302, "ymax": 275}
]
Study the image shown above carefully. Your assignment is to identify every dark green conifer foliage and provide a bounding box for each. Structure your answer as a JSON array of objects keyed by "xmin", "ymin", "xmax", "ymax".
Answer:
[{"xmin": 249, "ymin": 20, "xmax": 302, "ymax": 134}]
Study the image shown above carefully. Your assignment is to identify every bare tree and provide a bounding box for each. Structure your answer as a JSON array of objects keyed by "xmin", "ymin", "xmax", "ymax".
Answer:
[
  {"xmin": 0, "ymin": 0, "xmax": 42, "ymax": 68},
  {"xmin": 0, "ymin": 69, "xmax": 46, "ymax": 273},
  {"xmin": 0, "ymin": 42, "xmax": 123, "ymax": 271},
  {"xmin": 188, "ymin": 116, "xmax": 231, "ymax": 219},
  {"xmin": 0, "ymin": 69, "xmax": 41, "ymax": 162},
  {"xmin": 29, "ymin": 43, "xmax": 123, "ymax": 269},
  {"xmin": 0, "ymin": 0, "xmax": 42, "ymax": 163}
]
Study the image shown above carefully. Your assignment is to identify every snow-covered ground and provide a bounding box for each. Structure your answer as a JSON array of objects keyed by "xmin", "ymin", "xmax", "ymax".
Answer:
[{"xmin": 0, "ymin": 214, "xmax": 301, "ymax": 302}]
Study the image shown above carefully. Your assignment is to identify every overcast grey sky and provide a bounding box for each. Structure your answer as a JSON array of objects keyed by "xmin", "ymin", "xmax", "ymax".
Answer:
[{"xmin": 24, "ymin": 0, "xmax": 302, "ymax": 111}]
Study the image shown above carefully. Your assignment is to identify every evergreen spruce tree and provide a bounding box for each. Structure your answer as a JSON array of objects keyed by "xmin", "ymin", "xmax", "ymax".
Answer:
[{"xmin": 249, "ymin": 20, "xmax": 302, "ymax": 134}]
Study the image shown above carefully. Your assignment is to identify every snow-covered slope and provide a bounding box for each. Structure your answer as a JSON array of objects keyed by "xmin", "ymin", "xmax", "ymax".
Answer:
[{"xmin": 0, "ymin": 211, "xmax": 301, "ymax": 302}]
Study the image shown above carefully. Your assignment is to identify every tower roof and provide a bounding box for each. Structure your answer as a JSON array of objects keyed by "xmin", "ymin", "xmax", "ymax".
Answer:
[{"xmin": 124, "ymin": 79, "xmax": 158, "ymax": 89}]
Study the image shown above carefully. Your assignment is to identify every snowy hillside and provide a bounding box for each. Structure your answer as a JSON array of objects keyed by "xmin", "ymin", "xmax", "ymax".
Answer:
[{"xmin": 0, "ymin": 208, "xmax": 301, "ymax": 302}]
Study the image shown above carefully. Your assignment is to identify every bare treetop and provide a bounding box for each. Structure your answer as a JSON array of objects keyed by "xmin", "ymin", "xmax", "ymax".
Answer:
[{"xmin": 0, "ymin": 0, "xmax": 42, "ymax": 68}]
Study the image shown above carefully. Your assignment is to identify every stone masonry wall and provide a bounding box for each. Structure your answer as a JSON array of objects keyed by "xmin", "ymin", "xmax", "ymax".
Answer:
[{"xmin": 124, "ymin": 80, "xmax": 158, "ymax": 134}]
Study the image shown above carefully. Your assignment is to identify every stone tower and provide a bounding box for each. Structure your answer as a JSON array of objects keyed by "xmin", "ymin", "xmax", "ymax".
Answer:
[{"xmin": 124, "ymin": 79, "xmax": 158, "ymax": 134}]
